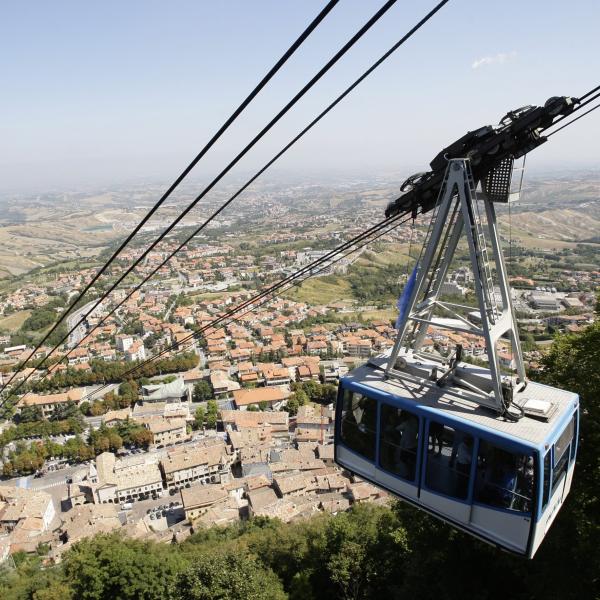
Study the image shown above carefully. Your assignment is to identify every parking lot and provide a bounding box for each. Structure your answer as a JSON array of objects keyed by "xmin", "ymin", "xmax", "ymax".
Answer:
[{"xmin": 127, "ymin": 492, "xmax": 185, "ymax": 529}]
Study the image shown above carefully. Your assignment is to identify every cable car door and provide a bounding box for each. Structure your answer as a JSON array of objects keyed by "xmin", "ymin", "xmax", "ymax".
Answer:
[{"xmin": 419, "ymin": 420, "xmax": 474, "ymax": 525}]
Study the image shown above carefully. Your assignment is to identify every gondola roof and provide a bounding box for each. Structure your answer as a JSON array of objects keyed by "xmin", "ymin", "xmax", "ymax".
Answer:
[{"xmin": 342, "ymin": 356, "xmax": 577, "ymax": 447}]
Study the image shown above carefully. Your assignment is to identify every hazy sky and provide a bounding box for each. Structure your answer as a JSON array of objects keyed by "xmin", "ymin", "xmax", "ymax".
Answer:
[{"xmin": 2, "ymin": 0, "xmax": 600, "ymax": 192}]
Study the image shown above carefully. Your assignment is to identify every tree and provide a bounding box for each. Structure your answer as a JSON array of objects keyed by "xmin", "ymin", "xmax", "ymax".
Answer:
[
  {"xmin": 129, "ymin": 428, "xmax": 153, "ymax": 449},
  {"xmin": 118, "ymin": 380, "xmax": 139, "ymax": 404},
  {"xmin": 89, "ymin": 401, "xmax": 107, "ymax": 417},
  {"xmin": 247, "ymin": 404, "xmax": 259, "ymax": 412},
  {"xmin": 194, "ymin": 406, "xmax": 206, "ymax": 430},
  {"xmin": 193, "ymin": 380, "xmax": 213, "ymax": 402},
  {"xmin": 205, "ymin": 400, "xmax": 219, "ymax": 429},
  {"xmin": 107, "ymin": 432, "xmax": 123, "ymax": 452},
  {"xmin": 285, "ymin": 396, "xmax": 299, "ymax": 416},
  {"xmin": 22, "ymin": 309, "xmax": 56, "ymax": 332},
  {"xmin": 33, "ymin": 582, "xmax": 74, "ymax": 600},
  {"xmin": 174, "ymin": 550, "xmax": 286, "ymax": 600},
  {"xmin": 51, "ymin": 403, "xmax": 83, "ymax": 422},
  {"xmin": 286, "ymin": 389, "xmax": 309, "ymax": 417},
  {"xmin": 63, "ymin": 533, "xmax": 185, "ymax": 600},
  {"xmin": 16, "ymin": 405, "xmax": 44, "ymax": 423}
]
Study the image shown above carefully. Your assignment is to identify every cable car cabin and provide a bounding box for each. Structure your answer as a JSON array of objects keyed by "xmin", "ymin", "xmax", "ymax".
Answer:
[{"xmin": 334, "ymin": 360, "xmax": 578, "ymax": 558}]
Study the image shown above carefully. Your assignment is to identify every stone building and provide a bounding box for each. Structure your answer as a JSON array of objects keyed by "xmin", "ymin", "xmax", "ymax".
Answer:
[
  {"xmin": 160, "ymin": 441, "xmax": 231, "ymax": 492},
  {"xmin": 94, "ymin": 452, "xmax": 163, "ymax": 504}
]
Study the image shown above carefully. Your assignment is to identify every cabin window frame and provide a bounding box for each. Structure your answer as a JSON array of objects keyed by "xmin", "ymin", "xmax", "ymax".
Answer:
[
  {"xmin": 472, "ymin": 438, "xmax": 535, "ymax": 516},
  {"xmin": 569, "ymin": 410, "xmax": 579, "ymax": 463},
  {"xmin": 377, "ymin": 401, "xmax": 422, "ymax": 484},
  {"xmin": 550, "ymin": 411, "xmax": 577, "ymax": 496},
  {"xmin": 338, "ymin": 388, "xmax": 379, "ymax": 464},
  {"xmin": 541, "ymin": 450, "xmax": 552, "ymax": 511},
  {"xmin": 421, "ymin": 418, "xmax": 476, "ymax": 504}
]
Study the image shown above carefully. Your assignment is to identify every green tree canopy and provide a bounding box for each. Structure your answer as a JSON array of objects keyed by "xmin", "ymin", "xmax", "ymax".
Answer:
[
  {"xmin": 174, "ymin": 550, "xmax": 286, "ymax": 600},
  {"xmin": 193, "ymin": 380, "xmax": 213, "ymax": 402},
  {"xmin": 63, "ymin": 533, "xmax": 185, "ymax": 600}
]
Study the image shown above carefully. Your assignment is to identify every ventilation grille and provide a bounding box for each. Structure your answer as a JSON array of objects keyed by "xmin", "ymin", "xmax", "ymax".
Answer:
[{"xmin": 484, "ymin": 157, "xmax": 514, "ymax": 203}]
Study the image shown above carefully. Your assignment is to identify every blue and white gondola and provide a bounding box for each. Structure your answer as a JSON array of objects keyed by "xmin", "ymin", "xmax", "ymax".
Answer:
[{"xmin": 334, "ymin": 358, "xmax": 578, "ymax": 558}]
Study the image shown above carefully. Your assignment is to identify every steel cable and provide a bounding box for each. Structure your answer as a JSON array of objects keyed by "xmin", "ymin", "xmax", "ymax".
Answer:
[{"xmin": 0, "ymin": 0, "xmax": 340, "ymax": 394}]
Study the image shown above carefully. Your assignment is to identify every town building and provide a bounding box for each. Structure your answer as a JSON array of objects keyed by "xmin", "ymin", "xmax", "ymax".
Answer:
[
  {"xmin": 210, "ymin": 371, "xmax": 241, "ymax": 399},
  {"xmin": 181, "ymin": 484, "xmax": 229, "ymax": 522},
  {"xmin": 142, "ymin": 416, "xmax": 189, "ymax": 447},
  {"xmin": 529, "ymin": 293, "xmax": 559, "ymax": 311},
  {"xmin": 17, "ymin": 388, "xmax": 85, "ymax": 419},
  {"xmin": 232, "ymin": 387, "xmax": 290, "ymax": 411},
  {"xmin": 94, "ymin": 452, "xmax": 163, "ymax": 504},
  {"xmin": 221, "ymin": 409, "xmax": 289, "ymax": 434},
  {"xmin": 141, "ymin": 379, "xmax": 187, "ymax": 403},
  {"xmin": 0, "ymin": 486, "xmax": 56, "ymax": 554},
  {"xmin": 58, "ymin": 503, "xmax": 121, "ymax": 549},
  {"xmin": 160, "ymin": 441, "xmax": 231, "ymax": 491},
  {"xmin": 0, "ymin": 486, "xmax": 56, "ymax": 533}
]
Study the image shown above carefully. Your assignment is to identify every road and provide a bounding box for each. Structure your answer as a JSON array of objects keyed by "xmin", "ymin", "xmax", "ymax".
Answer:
[
  {"xmin": 67, "ymin": 300, "xmax": 99, "ymax": 348},
  {"xmin": 84, "ymin": 383, "xmax": 120, "ymax": 402},
  {"xmin": 6, "ymin": 462, "xmax": 88, "ymax": 491},
  {"xmin": 163, "ymin": 298, "xmax": 177, "ymax": 322}
]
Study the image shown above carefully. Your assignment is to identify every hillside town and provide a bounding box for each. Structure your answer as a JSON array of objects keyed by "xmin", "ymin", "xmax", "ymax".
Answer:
[{"xmin": 0, "ymin": 187, "xmax": 597, "ymax": 564}]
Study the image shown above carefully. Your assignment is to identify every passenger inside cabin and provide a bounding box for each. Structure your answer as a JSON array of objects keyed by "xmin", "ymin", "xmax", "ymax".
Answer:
[
  {"xmin": 428, "ymin": 421, "xmax": 444, "ymax": 455},
  {"xmin": 379, "ymin": 406, "xmax": 419, "ymax": 480},
  {"xmin": 454, "ymin": 437, "xmax": 473, "ymax": 498},
  {"xmin": 516, "ymin": 455, "xmax": 534, "ymax": 512},
  {"xmin": 474, "ymin": 442, "xmax": 533, "ymax": 513},
  {"xmin": 449, "ymin": 430, "xmax": 466, "ymax": 467},
  {"xmin": 425, "ymin": 422, "xmax": 473, "ymax": 500},
  {"xmin": 340, "ymin": 392, "xmax": 377, "ymax": 461}
]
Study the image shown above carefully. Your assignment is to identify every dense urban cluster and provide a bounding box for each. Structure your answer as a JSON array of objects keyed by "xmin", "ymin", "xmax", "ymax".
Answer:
[{"xmin": 0, "ymin": 181, "xmax": 597, "ymax": 580}]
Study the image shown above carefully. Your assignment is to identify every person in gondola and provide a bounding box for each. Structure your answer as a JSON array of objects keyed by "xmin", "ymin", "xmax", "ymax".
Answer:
[
  {"xmin": 396, "ymin": 412, "xmax": 419, "ymax": 479},
  {"xmin": 429, "ymin": 421, "xmax": 444, "ymax": 456},
  {"xmin": 455, "ymin": 437, "xmax": 473, "ymax": 498}
]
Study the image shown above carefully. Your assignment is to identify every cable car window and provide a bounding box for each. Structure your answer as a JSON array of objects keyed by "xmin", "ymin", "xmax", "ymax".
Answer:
[
  {"xmin": 552, "ymin": 449, "xmax": 569, "ymax": 495},
  {"xmin": 424, "ymin": 421, "xmax": 473, "ymax": 500},
  {"xmin": 379, "ymin": 404, "xmax": 419, "ymax": 481},
  {"xmin": 542, "ymin": 451, "xmax": 551, "ymax": 509},
  {"xmin": 474, "ymin": 441, "xmax": 533, "ymax": 513},
  {"xmin": 551, "ymin": 417, "xmax": 575, "ymax": 495},
  {"xmin": 554, "ymin": 418, "xmax": 574, "ymax": 467},
  {"xmin": 570, "ymin": 414, "xmax": 578, "ymax": 461},
  {"xmin": 339, "ymin": 390, "xmax": 377, "ymax": 461}
]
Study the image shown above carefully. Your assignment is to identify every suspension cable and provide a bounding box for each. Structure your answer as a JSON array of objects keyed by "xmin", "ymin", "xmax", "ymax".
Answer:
[
  {"xmin": 4, "ymin": 0, "xmax": 451, "ymax": 398},
  {"xmin": 12, "ymin": 210, "xmax": 412, "ymax": 406},
  {"xmin": 546, "ymin": 101, "xmax": 600, "ymax": 138},
  {"xmin": 541, "ymin": 86, "xmax": 600, "ymax": 134},
  {"xmin": 579, "ymin": 83, "xmax": 600, "ymax": 102},
  {"xmin": 0, "ymin": 0, "xmax": 340, "ymax": 394},
  {"xmin": 75, "ymin": 212, "xmax": 413, "ymax": 403}
]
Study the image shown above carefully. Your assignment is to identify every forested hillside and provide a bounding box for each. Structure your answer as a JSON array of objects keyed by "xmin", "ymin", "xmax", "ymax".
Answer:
[{"xmin": 1, "ymin": 318, "xmax": 598, "ymax": 600}]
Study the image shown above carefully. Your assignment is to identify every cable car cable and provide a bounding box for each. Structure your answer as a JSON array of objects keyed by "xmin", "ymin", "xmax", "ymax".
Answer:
[
  {"xmin": 77, "ymin": 212, "xmax": 413, "ymax": 403},
  {"xmin": 12, "ymin": 211, "xmax": 409, "ymax": 406},
  {"xmin": 578, "ymin": 83, "xmax": 600, "ymax": 101},
  {"xmin": 56, "ymin": 0, "xmax": 451, "ymax": 380},
  {"xmin": 5, "ymin": 0, "xmax": 451, "ymax": 400},
  {"xmin": 546, "ymin": 101, "xmax": 600, "ymax": 138},
  {"xmin": 2, "ymin": 0, "xmax": 405, "ymax": 399},
  {"xmin": 0, "ymin": 0, "xmax": 340, "ymax": 395},
  {"xmin": 63, "ymin": 212, "xmax": 414, "ymax": 402},
  {"xmin": 541, "ymin": 87, "xmax": 600, "ymax": 133}
]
